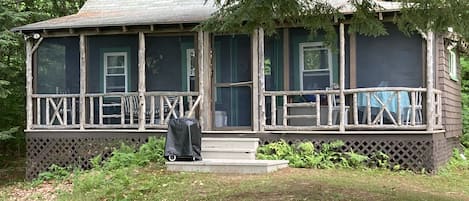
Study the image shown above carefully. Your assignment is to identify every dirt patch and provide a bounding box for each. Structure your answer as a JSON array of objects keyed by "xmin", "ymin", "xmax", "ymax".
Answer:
[{"xmin": 5, "ymin": 180, "xmax": 72, "ymax": 201}]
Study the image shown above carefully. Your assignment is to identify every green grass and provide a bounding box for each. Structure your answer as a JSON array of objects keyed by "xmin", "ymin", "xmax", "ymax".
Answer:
[
  {"xmin": 1, "ymin": 140, "xmax": 468, "ymax": 201},
  {"xmin": 2, "ymin": 165, "xmax": 465, "ymax": 201}
]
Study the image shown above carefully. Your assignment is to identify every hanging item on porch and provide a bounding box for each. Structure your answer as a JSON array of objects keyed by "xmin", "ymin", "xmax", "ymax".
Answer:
[
  {"xmin": 164, "ymin": 118, "xmax": 202, "ymax": 161},
  {"xmin": 264, "ymin": 58, "xmax": 272, "ymax": 75}
]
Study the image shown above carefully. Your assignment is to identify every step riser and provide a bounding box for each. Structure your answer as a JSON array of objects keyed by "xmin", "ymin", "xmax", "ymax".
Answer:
[
  {"xmin": 202, "ymin": 151, "xmax": 256, "ymax": 160},
  {"xmin": 202, "ymin": 139, "xmax": 259, "ymax": 150},
  {"xmin": 166, "ymin": 159, "xmax": 289, "ymax": 174},
  {"xmin": 167, "ymin": 164, "xmax": 287, "ymax": 174}
]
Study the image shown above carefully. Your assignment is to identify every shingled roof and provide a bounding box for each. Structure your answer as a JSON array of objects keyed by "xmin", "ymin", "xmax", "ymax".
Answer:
[{"xmin": 13, "ymin": 0, "xmax": 401, "ymax": 32}]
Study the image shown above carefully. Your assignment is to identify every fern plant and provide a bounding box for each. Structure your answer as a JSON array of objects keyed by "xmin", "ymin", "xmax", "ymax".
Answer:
[{"xmin": 257, "ymin": 140, "xmax": 392, "ymax": 169}]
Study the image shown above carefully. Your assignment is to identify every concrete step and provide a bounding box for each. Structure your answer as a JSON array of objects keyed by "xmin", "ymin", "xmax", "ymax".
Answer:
[
  {"xmin": 202, "ymin": 148, "xmax": 257, "ymax": 160},
  {"xmin": 202, "ymin": 137, "xmax": 259, "ymax": 150},
  {"xmin": 166, "ymin": 159, "xmax": 289, "ymax": 174}
]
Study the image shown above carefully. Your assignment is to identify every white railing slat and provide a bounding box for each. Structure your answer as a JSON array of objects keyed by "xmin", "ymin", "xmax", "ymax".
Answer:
[
  {"xmin": 271, "ymin": 95, "xmax": 276, "ymax": 126},
  {"xmin": 353, "ymin": 93, "xmax": 358, "ymax": 125},
  {"xmin": 72, "ymin": 97, "xmax": 76, "ymax": 125},
  {"xmin": 45, "ymin": 98, "xmax": 50, "ymax": 126},
  {"xmin": 36, "ymin": 98, "xmax": 41, "ymax": 125},
  {"xmin": 89, "ymin": 97, "xmax": 94, "ymax": 125}
]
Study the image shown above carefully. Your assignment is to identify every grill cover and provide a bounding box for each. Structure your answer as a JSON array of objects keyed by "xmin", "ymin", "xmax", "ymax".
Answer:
[{"xmin": 164, "ymin": 118, "xmax": 202, "ymax": 161}]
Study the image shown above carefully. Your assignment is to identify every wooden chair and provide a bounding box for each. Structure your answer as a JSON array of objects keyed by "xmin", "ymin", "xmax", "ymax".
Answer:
[
  {"xmin": 123, "ymin": 95, "xmax": 140, "ymax": 123},
  {"xmin": 123, "ymin": 95, "xmax": 182, "ymax": 124}
]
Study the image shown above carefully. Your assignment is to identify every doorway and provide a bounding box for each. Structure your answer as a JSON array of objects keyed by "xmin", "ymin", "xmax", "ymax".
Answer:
[{"xmin": 213, "ymin": 35, "xmax": 252, "ymax": 129}]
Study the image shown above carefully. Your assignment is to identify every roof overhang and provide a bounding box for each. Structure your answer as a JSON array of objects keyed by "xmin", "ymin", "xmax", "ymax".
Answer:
[{"xmin": 12, "ymin": 0, "xmax": 402, "ymax": 35}]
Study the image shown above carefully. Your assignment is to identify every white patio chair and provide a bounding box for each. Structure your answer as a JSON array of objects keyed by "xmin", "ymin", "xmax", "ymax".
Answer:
[{"xmin": 404, "ymin": 91, "xmax": 423, "ymax": 125}]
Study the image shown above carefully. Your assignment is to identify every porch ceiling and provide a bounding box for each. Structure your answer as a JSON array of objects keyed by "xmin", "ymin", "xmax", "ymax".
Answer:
[{"xmin": 12, "ymin": 0, "xmax": 401, "ymax": 32}]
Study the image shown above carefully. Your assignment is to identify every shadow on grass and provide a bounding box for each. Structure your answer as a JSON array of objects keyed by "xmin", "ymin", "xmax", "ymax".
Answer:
[
  {"xmin": 0, "ymin": 155, "xmax": 25, "ymax": 186},
  {"xmin": 216, "ymin": 178, "xmax": 460, "ymax": 201}
]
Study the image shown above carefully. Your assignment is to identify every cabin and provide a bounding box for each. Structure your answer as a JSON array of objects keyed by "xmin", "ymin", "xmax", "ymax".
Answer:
[{"xmin": 14, "ymin": 0, "xmax": 467, "ymax": 178}]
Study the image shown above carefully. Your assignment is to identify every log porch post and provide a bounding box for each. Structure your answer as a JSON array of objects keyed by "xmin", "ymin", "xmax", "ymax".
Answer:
[
  {"xmin": 25, "ymin": 39, "xmax": 33, "ymax": 130},
  {"xmin": 339, "ymin": 23, "xmax": 346, "ymax": 132},
  {"xmin": 252, "ymin": 29, "xmax": 260, "ymax": 131},
  {"xmin": 79, "ymin": 34, "xmax": 86, "ymax": 130},
  {"xmin": 426, "ymin": 31, "xmax": 435, "ymax": 131},
  {"xmin": 198, "ymin": 31, "xmax": 212, "ymax": 131},
  {"xmin": 258, "ymin": 28, "xmax": 266, "ymax": 132},
  {"xmin": 138, "ymin": 32, "xmax": 146, "ymax": 130}
]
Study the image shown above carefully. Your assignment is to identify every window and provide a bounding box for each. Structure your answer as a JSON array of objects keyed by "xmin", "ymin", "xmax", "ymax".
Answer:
[
  {"xmin": 104, "ymin": 52, "xmax": 128, "ymax": 92},
  {"xmin": 299, "ymin": 42, "xmax": 332, "ymax": 90},
  {"xmin": 448, "ymin": 49, "xmax": 458, "ymax": 81}
]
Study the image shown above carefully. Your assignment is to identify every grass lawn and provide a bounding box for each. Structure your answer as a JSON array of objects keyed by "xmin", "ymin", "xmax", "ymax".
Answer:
[{"xmin": 1, "ymin": 165, "xmax": 468, "ymax": 201}]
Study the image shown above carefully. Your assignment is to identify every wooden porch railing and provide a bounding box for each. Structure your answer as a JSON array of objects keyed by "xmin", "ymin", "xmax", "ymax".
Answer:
[
  {"xmin": 31, "ymin": 91, "xmax": 201, "ymax": 129},
  {"xmin": 30, "ymin": 88, "xmax": 441, "ymax": 131},
  {"xmin": 263, "ymin": 87, "xmax": 442, "ymax": 131},
  {"xmin": 434, "ymin": 89, "xmax": 443, "ymax": 128},
  {"xmin": 144, "ymin": 92, "xmax": 201, "ymax": 129},
  {"xmin": 263, "ymin": 90, "xmax": 341, "ymax": 131},
  {"xmin": 31, "ymin": 94, "xmax": 81, "ymax": 129},
  {"xmin": 344, "ymin": 87, "xmax": 427, "ymax": 130}
]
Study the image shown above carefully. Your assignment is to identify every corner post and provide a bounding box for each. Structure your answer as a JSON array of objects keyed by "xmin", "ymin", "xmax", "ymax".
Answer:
[
  {"xmin": 339, "ymin": 23, "xmax": 346, "ymax": 132},
  {"xmin": 79, "ymin": 34, "xmax": 86, "ymax": 130},
  {"xmin": 258, "ymin": 28, "xmax": 266, "ymax": 132},
  {"xmin": 426, "ymin": 31, "xmax": 435, "ymax": 131},
  {"xmin": 138, "ymin": 32, "xmax": 146, "ymax": 130},
  {"xmin": 25, "ymin": 39, "xmax": 33, "ymax": 131}
]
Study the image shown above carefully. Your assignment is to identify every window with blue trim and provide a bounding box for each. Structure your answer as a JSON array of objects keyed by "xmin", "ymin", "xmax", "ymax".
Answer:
[
  {"xmin": 299, "ymin": 42, "xmax": 332, "ymax": 90},
  {"xmin": 104, "ymin": 52, "xmax": 128, "ymax": 92}
]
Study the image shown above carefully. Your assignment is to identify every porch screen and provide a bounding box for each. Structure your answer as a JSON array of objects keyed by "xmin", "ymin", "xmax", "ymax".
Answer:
[
  {"xmin": 145, "ymin": 36, "xmax": 195, "ymax": 92},
  {"xmin": 264, "ymin": 32, "xmax": 284, "ymax": 91},
  {"xmin": 356, "ymin": 24, "xmax": 423, "ymax": 88},
  {"xmin": 87, "ymin": 35, "xmax": 138, "ymax": 93},
  {"xmin": 35, "ymin": 37, "xmax": 80, "ymax": 94}
]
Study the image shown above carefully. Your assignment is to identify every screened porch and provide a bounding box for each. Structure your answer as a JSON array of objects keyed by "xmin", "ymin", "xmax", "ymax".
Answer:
[
  {"xmin": 29, "ymin": 33, "xmax": 201, "ymax": 130},
  {"xmin": 24, "ymin": 24, "xmax": 443, "ymax": 132}
]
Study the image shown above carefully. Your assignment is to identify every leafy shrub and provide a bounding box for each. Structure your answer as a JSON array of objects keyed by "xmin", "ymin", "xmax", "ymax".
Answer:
[
  {"xmin": 462, "ymin": 134, "xmax": 469, "ymax": 148},
  {"xmin": 99, "ymin": 137, "xmax": 166, "ymax": 170},
  {"xmin": 446, "ymin": 148, "xmax": 469, "ymax": 170},
  {"xmin": 368, "ymin": 151, "xmax": 390, "ymax": 168},
  {"xmin": 257, "ymin": 140, "xmax": 294, "ymax": 160},
  {"xmin": 257, "ymin": 140, "xmax": 373, "ymax": 169},
  {"xmin": 34, "ymin": 136, "xmax": 166, "ymax": 185},
  {"xmin": 438, "ymin": 148, "xmax": 469, "ymax": 176},
  {"xmin": 343, "ymin": 151, "xmax": 369, "ymax": 168},
  {"xmin": 34, "ymin": 164, "xmax": 72, "ymax": 184},
  {"xmin": 0, "ymin": 127, "xmax": 18, "ymax": 141},
  {"xmin": 64, "ymin": 137, "xmax": 169, "ymax": 201},
  {"xmin": 461, "ymin": 56, "xmax": 469, "ymax": 148},
  {"xmin": 136, "ymin": 136, "xmax": 166, "ymax": 166}
]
